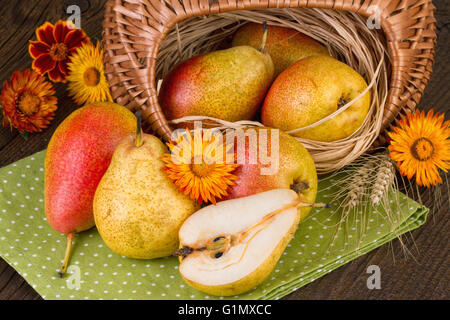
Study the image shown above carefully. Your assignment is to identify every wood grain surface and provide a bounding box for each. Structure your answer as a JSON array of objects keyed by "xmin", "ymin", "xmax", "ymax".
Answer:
[{"xmin": 0, "ymin": 0, "xmax": 448, "ymax": 300}]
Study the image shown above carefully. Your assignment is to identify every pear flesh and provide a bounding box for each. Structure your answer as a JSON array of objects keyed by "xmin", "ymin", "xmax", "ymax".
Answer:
[{"xmin": 178, "ymin": 189, "xmax": 301, "ymax": 296}]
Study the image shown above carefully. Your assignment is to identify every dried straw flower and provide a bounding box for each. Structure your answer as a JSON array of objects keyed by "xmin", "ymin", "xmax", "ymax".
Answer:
[{"xmin": 1, "ymin": 69, "xmax": 57, "ymax": 133}]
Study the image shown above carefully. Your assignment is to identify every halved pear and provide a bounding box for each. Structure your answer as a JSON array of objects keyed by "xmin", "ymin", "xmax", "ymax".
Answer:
[{"xmin": 177, "ymin": 189, "xmax": 304, "ymax": 296}]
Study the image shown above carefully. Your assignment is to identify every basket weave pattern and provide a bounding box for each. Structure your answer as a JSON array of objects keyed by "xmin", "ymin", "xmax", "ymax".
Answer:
[{"xmin": 102, "ymin": 0, "xmax": 436, "ymax": 153}]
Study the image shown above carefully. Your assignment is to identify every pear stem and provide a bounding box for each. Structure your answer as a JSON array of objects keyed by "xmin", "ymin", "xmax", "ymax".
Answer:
[
  {"xmin": 258, "ymin": 21, "xmax": 268, "ymax": 53},
  {"xmin": 173, "ymin": 246, "xmax": 193, "ymax": 258},
  {"xmin": 135, "ymin": 111, "xmax": 143, "ymax": 147},
  {"xmin": 296, "ymin": 200, "xmax": 330, "ymax": 209},
  {"xmin": 58, "ymin": 232, "xmax": 74, "ymax": 278}
]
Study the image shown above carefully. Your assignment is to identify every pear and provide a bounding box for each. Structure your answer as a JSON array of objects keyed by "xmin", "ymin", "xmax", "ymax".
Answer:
[
  {"xmin": 232, "ymin": 22, "xmax": 329, "ymax": 76},
  {"xmin": 159, "ymin": 25, "xmax": 274, "ymax": 124},
  {"xmin": 93, "ymin": 116, "xmax": 199, "ymax": 259},
  {"xmin": 45, "ymin": 102, "xmax": 136, "ymax": 276},
  {"xmin": 176, "ymin": 189, "xmax": 328, "ymax": 296},
  {"xmin": 262, "ymin": 56, "xmax": 370, "ymax": 142},
  {"xmin": 225, "ymin": 128, "xmax": 318, "ymax": 221}
]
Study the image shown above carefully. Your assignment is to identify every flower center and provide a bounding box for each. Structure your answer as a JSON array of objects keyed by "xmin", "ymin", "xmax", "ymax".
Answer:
[
  {"xmin": 83, "ymin": 67, "xmax": 101, "ymax": 86},
  {"xmin": 191, "ymin": 156, "xmax": 214, "ymax": 177},
  {"xmin": 49, "ymin": 43, "xmax": 68, "ymax": 61},
  {"xmin": 411, "ymin": 137, "xmax": 434, "ymax": 161},
  {"xmin": 18, "ymin": 91, "xmax": 41, "ymax": 115}
]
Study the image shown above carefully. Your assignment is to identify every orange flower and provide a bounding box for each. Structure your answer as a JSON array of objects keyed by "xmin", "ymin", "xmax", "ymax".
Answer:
[
  {"xmin": 29, "ymin": 20, "xmax": 90, "ymax": 82},
  {"xmin": 162, "ymin": 129, "xmax": 240, "ymax": 204},
  {"xmin": 388, "ymin": 109, "xmax": 450, "ymax": 187},
  {"xmin": 0, "ymin": 69, "xmax": 58, "ymax": 133}
]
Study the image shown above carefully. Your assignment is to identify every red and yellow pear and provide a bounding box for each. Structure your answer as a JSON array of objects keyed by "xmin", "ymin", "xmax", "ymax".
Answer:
[
  {"xmin": 225, "ymin": 127, "xmax": 318, "ymax": 221},
  {"xmin": 232, "ymin": 22, "xmax": 329, "ymax": 76},
  {"xmin": 44, "ymin": 102, "xmax": 136, "ymax": 276},
  {"xmin": 159, "ymin": 24, "xmax": 274, "ymax": 124}
]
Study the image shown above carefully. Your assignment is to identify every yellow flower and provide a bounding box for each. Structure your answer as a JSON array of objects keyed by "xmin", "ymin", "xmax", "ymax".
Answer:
[
  {"xmin": 161, "ymin": 129, "xmax": 240, "ymax": 204},
  {"xmin": 66, "ymin": 42, "xmax": 112, "ymax": 105},
  {"xmin": 388, "ymin": 109, "xmax": 450, "ymax": 187}
]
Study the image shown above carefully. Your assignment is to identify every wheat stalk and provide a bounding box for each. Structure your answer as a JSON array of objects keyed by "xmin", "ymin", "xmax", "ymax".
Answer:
[{"xmin": 319, "ymin": 151, "xmax": 419, "ymax": 260}]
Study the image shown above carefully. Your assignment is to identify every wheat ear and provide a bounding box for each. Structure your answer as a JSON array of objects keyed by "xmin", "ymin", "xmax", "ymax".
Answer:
[{"xmin": 370, "ymin": 155, "xmax": 396, "ymax": 206}]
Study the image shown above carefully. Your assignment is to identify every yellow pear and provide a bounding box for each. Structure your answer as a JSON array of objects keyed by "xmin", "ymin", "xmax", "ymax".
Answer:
[
  {"xmin": 93, "ymin": 128, "xmax": 200, "ymax": 259},
  {"xmin": 262, "ymin": 56, "xmax": 370, "ymax": 142},
  {"xmin": 176, "ymin": 189, "xmax": 328, "ymax": 296}
]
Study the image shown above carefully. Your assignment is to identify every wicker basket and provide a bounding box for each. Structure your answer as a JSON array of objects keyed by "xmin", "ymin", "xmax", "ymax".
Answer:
[{"xmin": 102, "ymin": 0, "xmax": 436, "ymax": 173}]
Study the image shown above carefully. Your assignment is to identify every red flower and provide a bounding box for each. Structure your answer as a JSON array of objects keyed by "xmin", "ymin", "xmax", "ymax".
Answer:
[
  {"xmin": 1, "ymin": 69, "xmax": 58, "ymax": 133},
  {"xmin": 29, "ymin": 20, "xmax": 90, "ymax": 83}
]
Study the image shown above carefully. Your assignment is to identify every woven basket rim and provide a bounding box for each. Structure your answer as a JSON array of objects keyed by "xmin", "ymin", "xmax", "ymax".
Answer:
[{"xmin": 102, "ymin": 0, "xmax": 436, "ymax": 172}]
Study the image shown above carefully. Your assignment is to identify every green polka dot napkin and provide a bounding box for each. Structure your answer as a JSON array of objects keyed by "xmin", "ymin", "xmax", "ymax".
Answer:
[{"xmin": 0, "ymin": 151, "xmax": 428, "ymax": 300}]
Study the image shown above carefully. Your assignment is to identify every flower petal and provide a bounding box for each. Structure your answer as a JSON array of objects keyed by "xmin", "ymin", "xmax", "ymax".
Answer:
[
  {"xmin": 36, "ymin": 22, "xmax": 55, "ymax": 45},
  {"xmin": 29, "ymin": 41, "xmax": 50, "ymax": 59},
  {"xmin": 48, "ymin": 64, "xmax": 66, "ymax": 82},
  {"xmin": 58, "ymin": 60, "xmax": 69, "ymax": 77},
  {"xmin": 32, "ymin": 54, "xmax": 56, "ymax": 75},
  {"xmin": 53, "ymin": 20, "xmax": 70, "ymax": 43},
  {"xmin": 64, "ymin": 28, "xmax": 89, "ymax": 49}
]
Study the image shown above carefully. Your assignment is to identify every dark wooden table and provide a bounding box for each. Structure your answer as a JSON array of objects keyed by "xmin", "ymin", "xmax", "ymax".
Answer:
[{"xmin": 0, "ymin": 0, "xmax": 448, "ymax": 300}]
